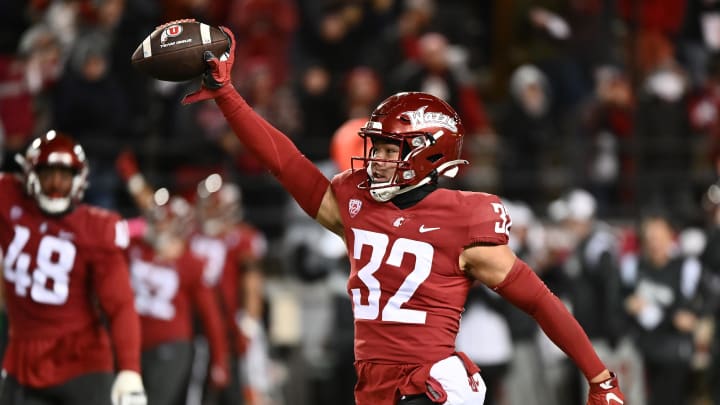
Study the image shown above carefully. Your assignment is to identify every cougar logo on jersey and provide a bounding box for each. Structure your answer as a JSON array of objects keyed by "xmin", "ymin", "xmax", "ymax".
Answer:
[
  {"xmin": 349, "ymin": 199, "xmax": 362, "ymax": 218},
  {"xmin": 393, "ymin": 217, "xmax": 405, "ymax": 227},
  {"xmin": 402, "ymin": 105, "xmax": 458, "ymax": 132}
]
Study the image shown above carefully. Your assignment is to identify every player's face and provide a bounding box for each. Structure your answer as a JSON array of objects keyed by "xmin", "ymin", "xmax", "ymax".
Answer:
[
  {"xmin": 369, "ymin": 139, "xmax": 401, "ymax": 183},
  {"xmin": 37, "ymin": 166, "xmax": 74, "ymax": 199}
]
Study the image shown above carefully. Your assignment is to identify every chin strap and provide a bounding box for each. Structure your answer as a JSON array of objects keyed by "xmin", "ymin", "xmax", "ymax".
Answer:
[
  {"xmin": 370, "ymin": 176, "xmax": 432, "ymax": 202},
  {"xmin": 367, "ymin": 158, "xmax": 467, "ymax": 203}
]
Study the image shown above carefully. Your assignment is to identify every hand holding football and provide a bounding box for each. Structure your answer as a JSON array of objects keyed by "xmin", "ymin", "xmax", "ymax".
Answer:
[{"xmin": 131, "ymin": 19, "xmax": 230, "ymax": 82}]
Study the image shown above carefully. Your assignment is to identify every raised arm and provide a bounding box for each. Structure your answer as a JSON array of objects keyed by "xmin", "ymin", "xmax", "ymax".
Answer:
[{"xmin": 182, "ymin": 27, "xmax": 343, "ymax": 235}]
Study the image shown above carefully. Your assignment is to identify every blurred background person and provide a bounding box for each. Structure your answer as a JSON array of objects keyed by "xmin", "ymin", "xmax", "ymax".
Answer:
[
  {"xmin": 190, "ymin": 173, "xmax": 271, "ymax": 405},
  {"xmin": 51, "ymin": 29, "xmax": 129, "ymax": 209},
  {"xmin": 127, "ymin": 192, "xmax": 230, "ymax": 405},
  {"xmin": 278, "ymin": 161, "xmax": 354, "ymax": 405},
  {"xmin": 496, "ymin": 64, "xmax": 566, "ymax": 212},
  {"xmin": 0, "ymin": 131, "xmax": 145, "ymax": 405},
  {"xmin": 620, "ymin": 211, "xmax": 703, "ymax": 405},
  {"xmin": 578, "ymin": 65, "xmax": 636, "ymax": 218},
  {"xmin": 455, "ymin": 284, "xmax": 512, "ymax": 405},
  {"xmin": 498, "ymin": 200, "xmax": 557, "ymax": 405},
  {"xmin": 552, "ymin": 188, "xmax": 647, "ymax": 405}
]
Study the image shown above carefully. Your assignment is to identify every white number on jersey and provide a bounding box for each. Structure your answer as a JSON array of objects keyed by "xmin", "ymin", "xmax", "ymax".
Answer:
[
  {"xmin": 3, "ymin": 225, "xmax": 75, "ymax": 305},
  {"xmin": 190, "ymin": 236, "xmax": 228, "ymax": 286},
  {"xmin": 350, "ymin": 228, "xmax": 433, "ymax": 324},
  {"xmin": 491, "ymin": 202, "xmax": 511, "ymax": 236},
  {"xmin": 130, "ymin": 260, "xmax": 179, "ymax": 320}
]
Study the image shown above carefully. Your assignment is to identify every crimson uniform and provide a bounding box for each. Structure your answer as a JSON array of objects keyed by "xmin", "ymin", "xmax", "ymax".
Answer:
[
  {"xmin": 0, "ymin": 173, "xmax": 140, "ymax": 388},
  {"xmin": 180, "ymin": 36, "xmax": 627, "ymax": 404},
  {"xmin": 332, "ymin": 170, "xmax": 505, "ymax": 401},
  {"xmin": 127, "ymin": 238, "xmax": 227, "ymax": 369},
  {"xmin": 190, "ymin": 224, "xmax": 266, "ymax": 355}
]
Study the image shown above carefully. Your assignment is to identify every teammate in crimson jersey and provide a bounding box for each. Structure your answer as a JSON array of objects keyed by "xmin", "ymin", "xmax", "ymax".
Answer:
[
  {"xmin": 180, "ymin": 24, "xmax": 626, "ymax": 405},
  {"xmin": 0, "ymin": 131, "xmax": 146, "ymax": 405},
  {"xmin": 127, "ymin": 194, "xmax": 229, "ymax": 405},
  {"xmin": 190, "ymin": 174, "xmax": 268, "ymax": 405}
]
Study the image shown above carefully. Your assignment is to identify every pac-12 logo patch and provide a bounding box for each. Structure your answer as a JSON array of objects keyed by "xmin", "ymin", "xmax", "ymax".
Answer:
[{"xmin": 349, "ymin": 199, "xmax": 362, "ymax": 218}]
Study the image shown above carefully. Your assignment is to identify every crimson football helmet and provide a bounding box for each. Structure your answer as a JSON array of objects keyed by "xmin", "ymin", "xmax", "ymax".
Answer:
[
  {"xmin": 16, "ymin": 130, "xmax": 89, "ymax": 215},
  {"xmin": 145, "ymin": 189, "xmax": 195, "ymax": 245},
  {"xmin": 196, "ymin": 173, "xmax": 243, "ymax": 236},
  {"xmin": 353, "ymin": 92, "xmax": 468, "ymax": 202}
]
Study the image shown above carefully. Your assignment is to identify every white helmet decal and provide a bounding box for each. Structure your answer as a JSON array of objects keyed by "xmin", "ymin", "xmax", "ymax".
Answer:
[{"xmin": 402, "ymin": 105, "xmax": 458, "ymax": 132}]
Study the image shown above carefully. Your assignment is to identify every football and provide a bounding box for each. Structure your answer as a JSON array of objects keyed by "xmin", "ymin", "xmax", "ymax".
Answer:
[{"xmin": 131, "ymin": 19, "xmax": 229, "ymax": 82}]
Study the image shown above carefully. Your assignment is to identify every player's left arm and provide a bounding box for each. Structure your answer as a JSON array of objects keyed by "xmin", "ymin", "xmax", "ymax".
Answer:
[
  {"xmin": 93, "ymin": 248, "xmax": 148, "ymax": 405},
  {"xmin": 191, "ymin": 264, "xmax": 230, "ymax": 388},
  {"xmin": 461, "ymin": 244, "xmax": 624, "ymax": 403},
  {"xmin": 94, "ymin": 249, "xmax": 141, "ymax": 373}
]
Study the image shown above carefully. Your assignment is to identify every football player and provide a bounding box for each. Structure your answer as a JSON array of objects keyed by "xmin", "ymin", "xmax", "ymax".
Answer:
[
  {"xmin": 127, "ymin": 192, "xmax": 229, "ymax": 405},
  {"xmin": 182, "ymin": 27, "xmax": 626, "ymax": 405},
  {"xmin": 191, "ymin": 174, "xmax": 269, "ymax": 405},
  {"xmin": 0, "ymin": 131, "xmax": 146, "ymax": 405}
]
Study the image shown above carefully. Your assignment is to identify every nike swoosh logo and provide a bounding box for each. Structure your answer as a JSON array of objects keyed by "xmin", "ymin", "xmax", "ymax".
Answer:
[
  {"xmin": 419, "ymin": 225, "xmax": 441, "ymax": 233},
  {"xmin": 605, "ymin": 393, "xmax": 623, "ymax": 404}
]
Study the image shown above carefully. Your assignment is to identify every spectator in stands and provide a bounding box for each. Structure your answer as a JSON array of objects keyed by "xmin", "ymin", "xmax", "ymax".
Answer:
[
  {"xmin": 579, "ymin": 65, "xmax": 636, "ymax": 218},
  {"xmin": 455, "ymin": 284, "xmax": 512, "ymax": 405},
  {"xmin": 621, "ymin": 211, "xmax": 702, "ymax": 405},
  {"xmin": 226, "ymin": 0, "xmax": 298, "ymax": 86},
  {"xmin": 634, "ymin": 63, "xmax": 696, "ymax": 224},
  {"xmin": 554, "ymin": 189, "xmax": 647, "ymax": 405},
  {"xmin": 500, "ymin": 200, "xmax": 555, "ymax": 405},
  {"xmin": 0, "ymin": 23, "xmax": 64, "ymax": 170},
  {"xmin": 52, "ymin": 29, "xmax": 129, "ymax": 209},
  {"xmin": 496, "ymin": 64, "xmax": 566, "ymax": 211}
]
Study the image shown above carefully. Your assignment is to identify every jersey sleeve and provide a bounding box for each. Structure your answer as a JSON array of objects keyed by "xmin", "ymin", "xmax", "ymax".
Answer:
[
  {"xmin": 89, "ymin": 210, "xmax": 140, "ymax": 371},
  {"xmin": 92, "ymin": 249, "xmax": 141, "ymax": 372},
  {"xmin": 186, "ymin": 255, "xmax": 229, "ymax": 369},
  {"xmin": 465, "ymin": 193, "xmax": 511, "ymax": 246}
]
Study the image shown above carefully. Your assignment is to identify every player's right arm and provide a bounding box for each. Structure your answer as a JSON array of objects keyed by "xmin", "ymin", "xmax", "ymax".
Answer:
[{"xmin": 181, "ymin": 27, "xmax": 344, "ymax": 237}]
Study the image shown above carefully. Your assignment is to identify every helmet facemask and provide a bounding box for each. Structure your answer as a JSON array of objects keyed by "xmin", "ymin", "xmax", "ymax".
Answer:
[
  {"xmin": 352, "ymin": 93, "xmax": 469, "ymax": 202},
  {"xmin": 16, "ymin": 131, "xmax": 89, "ymax": 216}
]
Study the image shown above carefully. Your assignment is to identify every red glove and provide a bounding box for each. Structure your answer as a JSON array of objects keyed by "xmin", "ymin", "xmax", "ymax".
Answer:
[
  {"xmin": 587, "ymin": 372, "xmax": 625, "ymax": 405},
  {"xmin": 116, "ymin": 150, "xmax": 140, "ymax": 182},
  {"xmin": 182, "ymin": 26, "xmax": 236, "ymax": 105}
]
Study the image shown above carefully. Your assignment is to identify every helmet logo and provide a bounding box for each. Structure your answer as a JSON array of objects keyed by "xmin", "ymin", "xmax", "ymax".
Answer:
[
  {"xmin": 161, "ymin": 24, "xmax": 183, "ymax": 43},
  {"xmin": 402, "ymin": 105, "xmax": 457, "ymax": 132},
  {"xmin": 47, "ymin": 151, "xmax": 73, "ymax": 166},
  {"xmin": 349, "ymin": 198, "xmax": 362, "ymax": 217}
]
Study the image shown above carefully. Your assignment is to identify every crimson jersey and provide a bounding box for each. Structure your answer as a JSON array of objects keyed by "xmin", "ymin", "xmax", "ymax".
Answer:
[
  {"xmin": 189, "ymin": 224, "xmax": 266, "ymax": 354},
  {"xmin": 0, "ymin": 174, "xmax": 140, "ymax": 387},
  {"xmin": 127, "ymin": 238, "xmax": 227, "ymax": 366},
  {"xmin": 331, "ymin": 170, "xmax": 511, "ymax": 364}
]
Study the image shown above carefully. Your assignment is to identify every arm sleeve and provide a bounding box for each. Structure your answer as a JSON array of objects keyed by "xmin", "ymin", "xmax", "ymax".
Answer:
[
  {"xmin": 493, "ymin": 258, "xmax": 606, "ymax": 380},
  {"xmin": 214, "ymin": 85, "xmax": 329, "ymax": 218},
  {"xmin": 192, "ymin": 269, "xmax": 230, "ymax": 368},
  {"xmin": 94, "ymin": 250, "xmax": 142, "ymax": 372}
]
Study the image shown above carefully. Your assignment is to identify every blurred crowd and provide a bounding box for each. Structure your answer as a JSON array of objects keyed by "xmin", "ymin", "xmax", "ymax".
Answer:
[{"xmin": 6, "ymin": 0, "xmax": 720, "ymax": 404}]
